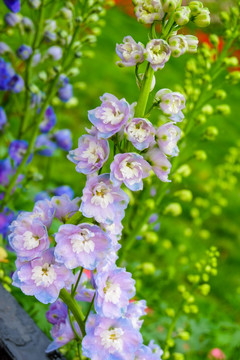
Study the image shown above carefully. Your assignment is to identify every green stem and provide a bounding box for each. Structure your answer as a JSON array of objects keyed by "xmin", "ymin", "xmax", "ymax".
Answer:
[
  {"xmin": 66, "ymin": 211, "xmax": 84, "ymax": 225},
  {"xmin": 59, "ymin": 289, "xmax": 86, "ymax": 336},
  {"xmin": 84, "ymin": 293, "xmax": 96, "ymax": 323},
  {"xmin": 68, "ymin": 308, "xmax": 82, "ymax": 341},
  {"xmin": 134, "ymin": 63, "xmax": 155, "ymax": 118},
  {"xmin": 72, "ymin": 267, "xmax": 84, "ymax": 296}
]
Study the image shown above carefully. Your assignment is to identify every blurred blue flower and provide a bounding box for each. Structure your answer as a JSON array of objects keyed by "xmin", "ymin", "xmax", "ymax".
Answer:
[
  {"xmin": 54, "ymin": 129, "xmax": 72, "ymax": 151},
  {"xmin": 3, "ymin": 0, "xmax": 21, "ymax": 13}
]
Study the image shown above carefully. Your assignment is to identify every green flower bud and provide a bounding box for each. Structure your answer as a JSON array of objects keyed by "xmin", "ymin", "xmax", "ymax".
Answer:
[
  {"xmin": 199, "ymin": 283, "xmax": 210, "ymax": 295},
  {"xmin": 3, "ymin": 284, "xmax": 11, "ymax": 292},
  {"xmin": 144, "ymin": 199, "xmax": 155, "ymax": 210},
  {"xmin": 193, "ymin": 7, "xmax": 211, "ymax": 27},
  {"xmin": 216, "ymin": 104, "xmax": 231, "ymax": 116},
  {"xmin": 59, "ymin": 7, "xmax": 72, "ymax": 19},
  {"xmin": 189, "ymin": 1, "xmax": 204, "ymax": 15},
  {"xmin": 189, "ymin": 304, "xmax": 199, "ymax": 313},
  {"xmin": 163, "ymin": 351, "xmax": 170, "ymax": 359},
  {"xmin": 177, "ymin": 164, "xmax": 192, "ymax": 177},
  {"xmin": 214, "ymin": 89, "xmax": 227, "ymax": 100},
  {"xmin": 174, "ymin": 6, "xmax": 191, "ymax": 26},
  {"xmin": 162, "ymin": 0, "xmax": 181, "ymax": 13},
  {"xmin": 174, "ymin": 189, "xmax": 193, "ymax": 202},
  {"xmin": 145, "ymin": 231, "xmax": 158, "ymax": 244},
  {"xmin": 203, "ymin": 126, "xmax": 218, "ymax": 141},
  {"xmin": 199, "ymin": 229, "xmax": 210, "ymax": 240},
  {"xmin": 223, "ymin": 56, "xmax": 239, "ymax": 67},
  {"xmin": 194, "ymin": 150, "xmax": 207, "ymax": 161},
  {"xmin": 173, "ymin": 353, "xmax": 185, "ymax": 360},
  {"xmin": 164, "ymin": 203, "xmax": 182, "ymax": 216},
  {"xmin": 38, "ymin": 71, "xmax": 47, "ymax": 82},
  {"xmin": 202, "ymin": 273, "xmax": 209, "ymax": 282},
  {"xmin": 178, "ymin": 285, "xmax": 186, "ymax": 293},
  {"xmin": 165, "ymin": 308, "xmax": 175, "ymax": 317},
  {"xmin": 220, "ymin": 11, "xmax": 230, "ymax": 23},
  {"xmin": 142, "ymin": 262, "xmax": 156, "ymax": 275},
  {"xmin": 167, "ymin": 339, "xmax": 175, "ymax": 348},
  {"xmin": 190, "ymin": 207, "xmax": 200, "ymax": 218},
  {"xmin": 209, "ymin": 34, "xmax": 219, "ymax": 47},
  {"xmin": 202, "ymin": 104, "xmax": 214, "ymax": 115},
  {"xmin": 178, "ymin": 331, "xmax": 190, "ymax": 341},
  {"xmin": 184, "ymin": 228, "xmax": 192, "ymax": 237}
]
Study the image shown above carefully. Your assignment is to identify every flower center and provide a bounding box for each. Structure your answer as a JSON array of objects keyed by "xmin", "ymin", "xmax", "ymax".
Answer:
[
  {"xmin": 82, "ymin": 141, "xmax": 103, "ymax": 164},
  {"xmin": 91, "ymin": 182, "xmax": 114, "ymax": 208},
  {"xmin": 128, "ymin": 122, "xmax": 148, "ymax": 143},
  {"xmin": 70, "ymin": 229, "xmax": 95, "ymax": 254},
  {"xmin": 120, "ymin": 159, "xmax": 141, "ymax": 180},
  {"xmin": 104, "ymin": 282, "xmax": 121, "ymax": 304},
  {"xmin": 100, "ymin": 328, "xmax": 124, "ymax": 353},
  {"xmin": 23, "ymin": 231, "xmax": 40, "ymax": 250},
  {"xmin": 31, "ymin": 262, "xmax": 57, "ymax": 287},
  {"xmin": 97, "ymin": 103, "xmax": 124, "ymax": 126}
]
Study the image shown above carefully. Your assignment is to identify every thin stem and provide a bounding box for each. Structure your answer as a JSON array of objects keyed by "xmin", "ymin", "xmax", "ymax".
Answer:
[
  {"xmin": 72, "ymin": 267, "xmax": 84, "ymax": 297},
  {"xmin": 84, "ymin": 293, "xmax": 96, "ymax": 323},
  {"xmin": 134, "ymin": 63, "xmax": 155, "ymax": 118},
  {"xmin": 66, "ymin": 211, "xmax": 84, "ymax": 225},
  {"xmin": 68, "ymin": 308, "xmax": 82, "ymax": 341},
  {"xmin": 59, "ymin": 289, "xmax": 86, "ymax": 336}
]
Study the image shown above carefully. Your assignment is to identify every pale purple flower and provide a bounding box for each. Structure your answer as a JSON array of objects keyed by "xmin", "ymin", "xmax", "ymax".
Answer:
[
  {"xmin": 96, "ymin": 248, "xmax": 119, "ymax": 274},
  {"xmin": 33, "ymin": 198, "xmax": 55, "ymax": 229},
  {"xmin": 12, "ymin": 248, "xmax": 73, "ymax": 304},
  {"xmin": 8, "ymin": 213, "xmax": 49, "ymax": 261},
  {"xmin": 100, "ymin": 215, "xmax": 123, "ymax": 246},
  {"xmin": 53, "ymin": 129, "xmax": 72, "ymax": 151},
  {"xmin": 0, "ymin": 42, "xmax": 11, "ymax": 55},
  {"xmin": 156, "ymin": 122, "xmax": 181, "ymax": 156},
  {"xmin": 75, "ymin": 271, "xmax": 95, "ymax": 303},
  {"xmin": 54, "ymin": 223, "xmax": 111, "ymax": 270},
  {"xmin": 155, "ymin": 89, "xmax": 185, "ymax": 122},
  {"xmin": 145, "ymin": 147, "xmax": 172, "ymax": 182},
  {"xmin": 80, "ymin": 173, "xmax": 129, "ymax": 225},
  {"xmin": 46, "ymin": 300, "xmax": 68, "ymax": 325},
  {"xmin": 34, "ymin": 191, "xmax": 50, "ymax": 202},
  {"xmin": 149, "ymin": 340, "xmax": 164, "ymax": 358},
  {"xmin": 0, "ymin": 107, "xmax": 7, "ymax": 130},
  {"xmin": 67, "ymin": 134, "xmax": 109, "ymax": 175},
  {"xmin": 8, "ymin": 74, "xmax": 24, "ymax": 93},
  {"xmin": 35, "ymin": 134, "xmax": 57, "ymax": 156},
  {"xmin": 82, "ymin": 314, "xmax": 142, "ymax": 360},
  {"xmin": 88, "ymin": 93, "xmax": 131, "ymax": 139},
  {"xmin": 134, "ymin": 0, "xmax": 164, "ymax": 24},
  {"xmin": 125, "ymin": 300, "xmax": 146, "ymax": 330},
  {"xmin": 17, "ymin": 44, "xmax": 33, "ymax": 60},
  {"xmin": 135, "ymin": 343, "xmax": 163, "ymax": 360},
  {"xmin": 95, "ymin": 267, "xmax": 135, "ymax": 318},
  {"xmin": 46, "ymin": 46, "xmax": 63, "ymax": 61},
  {"xmin": 46, "ymin": 318, "xmax": 76, "ymax": 352},
  {"xmin": 29, "ymin": 0, "xmax": 41, "ymax": 9},
  {"xmin": 145, "ymin": 39, "xmax": 171, "ymax": 71},
  {"xmin": 53, "ymin": 185, "xmax": 74, "ymax": 199},
  {"xmin": 39, "ymin": 106, "xmax": 57, "ymax": 133},
  {"xmin": 21, "ymin": 17, "xmax": 34, "ymax": 32},
  {"xmin": 58, "ymin": 83, "xmax": 73, "ymax": 102},
  {"xmin": 4, "ymin": 12, "xmax": 20, "ymax": 26},
  {"xmin": 51, "ymin": 194, "xmax": 80, "ymax": 222},
  {"xmin": 110, "ymin": 153, "xmax": 151, "ymax": 191},
  {"xmin": 116, "ymin": 36, "xmax": 144, "ymax": 67},
  {"xmin": 0, "ymin": 207, "xmax": 15, "ymax": 239},
  {"xmin": 9, "ymin": 140, "xmax": 32, "ymax": 166},
  {"xmin": 125, "ymin": 118, "xmax": 156, "ymax": 151},
  {"xmin": 168, "ymin": 35, "xmax": 188, "ymax": 58},
  {"xmin": 0, "ymin": 158, "xmax": 12, "ymax": 186}
]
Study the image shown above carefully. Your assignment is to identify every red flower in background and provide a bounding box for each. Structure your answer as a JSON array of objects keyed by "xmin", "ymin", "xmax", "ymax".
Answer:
[{"xmin": 115, "ymin": 0, "xmax": 134, "ymax": 16}]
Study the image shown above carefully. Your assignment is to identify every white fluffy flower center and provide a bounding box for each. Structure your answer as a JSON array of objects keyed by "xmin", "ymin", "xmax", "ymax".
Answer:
[
  {"xmin": 82, "ymin": 141, "xmax": 103, "ymax": 164},
  {"xmin": 104, "ymin": 282, "xmax": 121, "ymax": 304},
  {"xmin": 70, "ymin": 229, "xmax": 95, "ymax": 254},
  {"xmin": 31, "ymin": 263, "xmax": 57, "ymax": 287},
  {"xmin": 23, "ymin": 231, "xmax": 40, "ymax": 250},
  {"xmin": 150, "ymin": 44, "xmax": 167, "ymax": 64},
  {"xmin": 128, "ymin": 121, "xmax": 148, "ymax": 143},
  {"xmin": 91, "ymin": 182, "xmax": 114, "ymax": 208},
  {"xmin": 120, "ymin": 159, "xmax": 141, "ymax": 180},
  {"xmin": 97, "ymin": 104, "xmax": 124, "ymax": 125},
  {"xmin": 100, "ymin": 328, "xmax": 124, "ymax": 353}
]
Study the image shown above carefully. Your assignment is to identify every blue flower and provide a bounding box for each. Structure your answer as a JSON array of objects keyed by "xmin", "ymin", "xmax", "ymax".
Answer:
[
  {"xmin": 35, "ymin": 134, "xmax": 57, "ymax": 156},
  {"xmin": 39, "ymin": 106, "xmax": 57, "ymax": 133},
  {"xmin": 17, "ymin": 44, "xmax": 33, "ymax": 60},
  {"xmin": 53, "ymin": 185, "xmax": 74, "ymax": 199},
  {"xmin": 53, "ymin": 129, "xmax": 72, "ymax": 151},
  {"xmin": 9, "ymin": 140, "xmax": 32, "ymax": 165},
  {"xmin": 3, "ymin": 0, "xmax": 21, "ymax": 13},
  {"xmin": 0, "ymin": 107, "xmax": 7, "ymax": 130}
]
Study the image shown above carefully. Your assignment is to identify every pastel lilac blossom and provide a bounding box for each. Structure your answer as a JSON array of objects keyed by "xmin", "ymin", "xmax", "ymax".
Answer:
[
  {"xmin": 168, "ymin": 34, "xmax": 188, "ymax": 58},
  {"xmin": 125, "ymin": 117, "xmax": 156, "ymax": 151},
  {"xmin": 95, "ymin": 266, "xmax": 135, "ymax": 319},
  {"xmin": 75, "ymin": 271, "xmax": 95, "ymax": 303},
  {"xmin": 135, "ymin": 343, "xmax": 162, "ymax": 360},
  {"xmin": 155, "ymin": 89, "xmax": 185, "ymax": 122},
  {"xmin": 34, "ymin": 191, "xmax": 50, "ymax": 202},
  {"xmin": 116, "ymin": 36, "xmax": 145, "ymax": 67},
  {"xmin": 8, "ymin": 213, "xmax": 49, "ymax": 261},
  {"xmin": 46, "ymin": 46, "xmax": 63, "ymax": 61},
  {"xmin": 8, "ymin": 74, "xmax": 24, "ymax": 93},
  {"xmin": 35, "ymin": 134, "xmax": 57, "ymax": 156},
  {"xmin": 82, "ymin": 313, "xmax": 142, "ymax": 360},
  {"xmin": 51, "ymin": 194, "xmax": 80, "ymax": 222},
  {"xmin": 54, "ymin": 223, "xmax": 111, "ymax": 270},
  {"xmin": 29, "ymin": 0, "xmax": 41, "ymax": 9},
  {"xmin": 21, "ymin": 17, "xmax": 34, "ymax": 32},
  {"xmin": 96, "ymin": 247, "xmax": 119, "ymax": 274},
  {"xmin": 101, "ymin": 215, "xmax": 123, "ymax": 246},
  {"xmin": 53, "ymin": 129, "xmax": 72, "ymax": 151},
  {"xmin": 149, "ymin": 340, "xmax": 164, "ymax": 358},
  {"xmin": 46, "ymin": 317, "xmax": 77, "ymax": 353},
  {"xmin": 185, "ymin": 35, "xmax": 199, "ymax": 53},
  {"xmin": 145, "ymin": 39, "xmax": 171, "ymax": 71},
  {"xmin": 9, "ymin": 140, "xmax": 32, "ymax": 165},
  {"xmin": 156, "ymin": 122, "xmax": 181, "ymax": 157},
  {"xmin": 46, "ymin": 300, "xmax": 68, "ymax": 325},
  {"xmin": 125, "ymin": 300, "xmax": 147, "ymax": 330},
  {"xmin": 0, "ymin": 42, "xmax": 12, "ymax": 55},
  {"xmin": 0, "ymin": 158, "xmax": 12, "ymax": 186},
  {"xmin": 58, "ymin": 83, "xmax": 73, "ymax": 102},
  {"xmin": 3, "ymin": 0, "xmax": 21, "ymax": 13},
  {"xmin": 67, "ymin": 134, "xmax": 109, "ymax": 175},
  {"xmin": 80, "ymin": 173, "xmax": 129, "ymax": 225},
  {"xmin": 0, "ymin": 107, "xmax": 7, "ymax": 130},
  {"xmin": 145, "ymin": 147, "xmax": 172, "ymax": 182},
  {"xmin": 39, "ymin": 106, "xmax": 57, "ymax": 133},
  {"xmin": 134, "ymin": 0, "xmax": 164, "ymax": 24},
  {"xmin": 4, "ymin": 12, "xmax": 20, "ymax": 26},
  {"xmin": 110, "ymin": 153, "xmax": 151, "ymax": 191},
  {"xmin": 88, "ymin": 93, "xmax": 131, "ymax": 139},
  {"xmin": 53, "ymin": 185, "xmax": 74, "ymax": 200},
  {"xmin": 17, "ymin": 44, "xmax": 33, "ymax": 60},
  {"xmin": 12, "ymin": 248, "xmax": 73, "ymax": 304},
  {"xmin": 32, "ymin": 198, "xmax": 55, "ymax": 229},
  {"xmin": 0, "ymin": 57, "xmax": 15, "ymax": 90}
]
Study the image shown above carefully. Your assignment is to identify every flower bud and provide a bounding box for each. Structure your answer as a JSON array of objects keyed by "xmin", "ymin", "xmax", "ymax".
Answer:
[
  {"xmin": 59, "ymin": 7, "xmax": 72, "ymax": 19},
  {"xmin": 204, "ymin": 126, "xmax": 218, "ymax": 141},
  {"xmin": 220, "ymin": 11, "xmax": 230, "ymax": 23},
  {"xmin": 165, "ymin": 308, "xmax": 175, "ymax": 317},
  {"xmin": 199, "ymin": 283, "xmax": 210, "ymax": 296},
  {"xmin": 189, "ymin": 1, "xmax": 203, "ymax": 16},
  {"xmin": 174, "ymin": 189, "xmax": 192, "ymax": 202},
  {"xmin": 21, "ymin": 17, "xmax": 34, "ymax": 32},
  {"xmin": 214, "ymin": 89, "xmax": 227, "ymax": 100},
  {"xmin": 168, "ymin": 35, "xmax": 188, "ymax": 57},
  {"xmin": 208, "ymin": 348, "xmax": 226, "ymax": 360},
  {"xmin": 174, "ymin": 6, "xmax": 191, "ymax": 26},
  {"xmin": 202, "ymin": 104, "xmax": 214, "ymax": 115},
  {"xmin": 134, "ymin": 0, "xmax": 164, "ymax": 24},
  {"xmin": 177, "ymin": 164, "xmax": 191, "ymax": 177},
  {"xmin": 28, "ymin": 0, "xmax": 41, "ymax": 9},
  {"xmin": 185, "ymin": 35, "xmax": 198, "ymax": 53},
  {"xmin": 190, "ymin": 207, "xmax": 199, "ymax": 218},
  {"xmin": 223, "ymin": 56, "xmax": 239, "ymax": 67},
  {"xmin": 226, "ymin": 71, "xmax": 240, "ymax": 84},
  {"xmin": 162, "ymin": 0, "xmax": 181, "ymax": 13},
  {"xmin": 164, "ymin": 203, "xmax": 182, "ymax": 216},
  {"xmin": 145, "ymin": 231, "xmax": 158, "ymax": 244},
  {"xmin": 193, "ymin": 7, "xmax": 211, "ymax": 27},
  {"xmin": 142, "ymin": 262, "xmax": 156, "ymax": 275},
  {"xmin": 173, "ymin": 353, "xmax": 185, "ymax": 360},
  {"xmin": 17, "ymin": 44, "xmax": 33, "ymax": 60},
  {"xmin": 216, "ymin": 104, "xmax": 231, "ymax": 116},
  {"xmin": 209, "ymin": 34, "xmax": 219, "ymax": 47}
]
